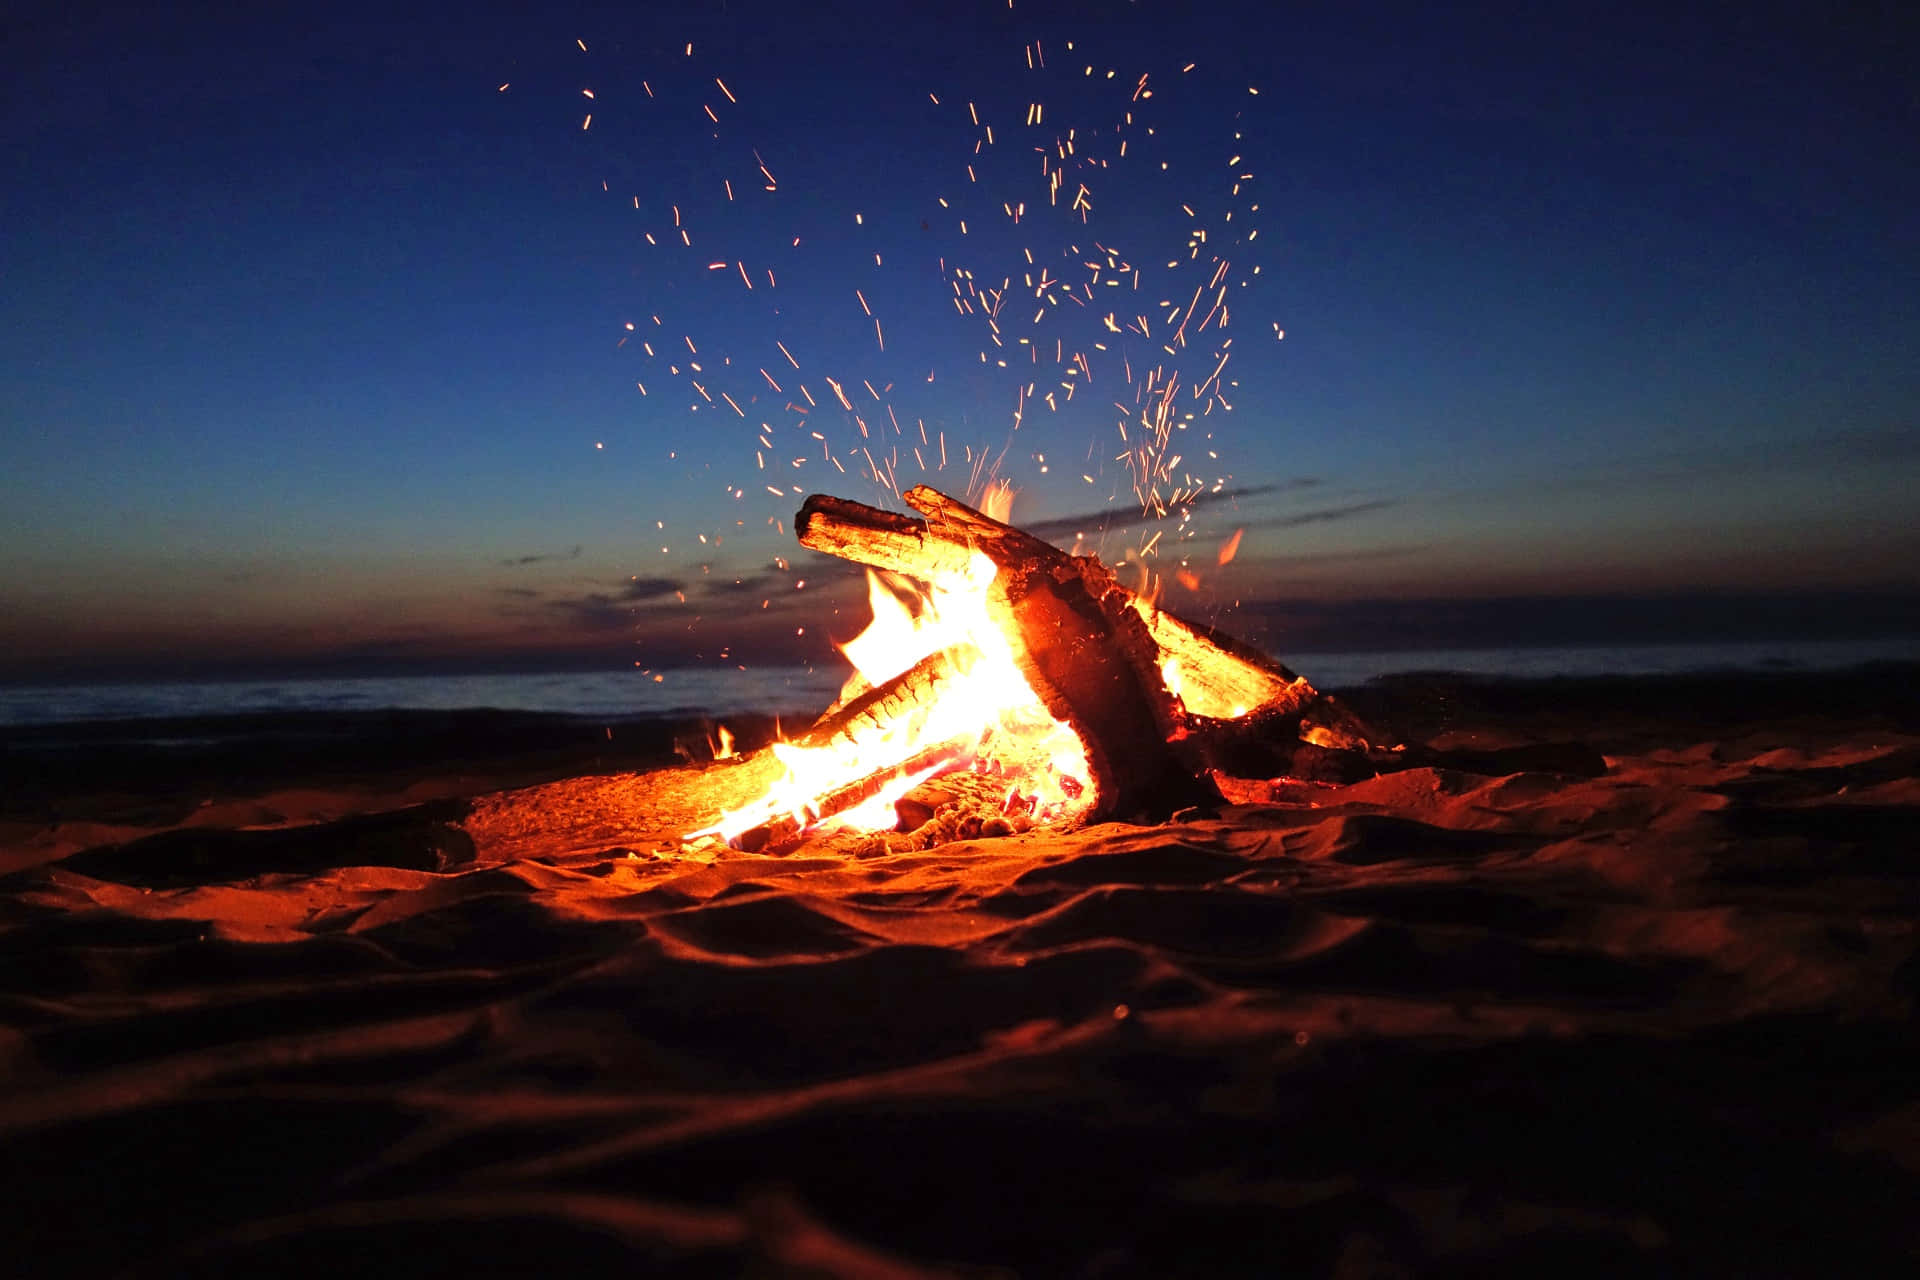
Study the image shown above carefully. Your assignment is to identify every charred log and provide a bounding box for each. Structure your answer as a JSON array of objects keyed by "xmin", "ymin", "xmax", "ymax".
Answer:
[
  {"xmin": 986, "ymin": 556, "xmax": 1217, "ymax": 820},
  {"xmin": 898, "ymin": 483, "xmax": 1217, "ymax": 817},
  {"xmin": 1187, "ymin": 697, "xmax": 1382, "ymax": 784}
]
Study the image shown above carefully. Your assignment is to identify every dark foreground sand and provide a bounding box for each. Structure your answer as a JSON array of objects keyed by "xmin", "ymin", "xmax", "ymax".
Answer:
[{"xmin": 3, "ymin": 667, "xmax": 1917, "ymax": 1277}]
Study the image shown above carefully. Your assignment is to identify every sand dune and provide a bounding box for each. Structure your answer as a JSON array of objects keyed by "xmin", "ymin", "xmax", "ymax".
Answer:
[{"xmin": 3, "ymin": 670, "xmax": 1917, "ymax": 1275}]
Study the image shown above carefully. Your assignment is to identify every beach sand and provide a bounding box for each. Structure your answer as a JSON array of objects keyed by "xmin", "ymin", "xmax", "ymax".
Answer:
[{"xmin": 3, "ymin": 668, "xmax": 1917, "ymax": 1276}]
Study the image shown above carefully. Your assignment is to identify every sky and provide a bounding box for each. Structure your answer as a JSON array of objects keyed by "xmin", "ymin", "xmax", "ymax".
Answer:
[{"xmin": 4, "ymin": 0, "xmax": 1917, "ymax": 681}]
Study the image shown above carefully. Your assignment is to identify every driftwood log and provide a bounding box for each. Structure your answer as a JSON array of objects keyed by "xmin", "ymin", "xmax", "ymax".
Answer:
[{"xmin": 795, "ymin": 485, "xmax": 1379, "ymax": 823}]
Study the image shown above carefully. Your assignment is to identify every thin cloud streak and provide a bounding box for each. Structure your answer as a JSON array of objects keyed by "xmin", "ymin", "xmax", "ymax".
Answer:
[
  {"xmin": 500, "ymin": 546, "xmax": 584, "ymax": 568},
  {"xmin": 1246, "ymin": 499, "xmax": 1399, "ymax": 531},
  {"xmin": 1014, "ymin": 482, "xmax": 1307, "ymax": 542}
]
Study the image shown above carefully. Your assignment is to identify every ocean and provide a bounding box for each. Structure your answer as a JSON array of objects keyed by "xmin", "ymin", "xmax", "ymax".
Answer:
[{"xmin": 3, "ymin": 636, "xmax": 1915, "ymax": 727}]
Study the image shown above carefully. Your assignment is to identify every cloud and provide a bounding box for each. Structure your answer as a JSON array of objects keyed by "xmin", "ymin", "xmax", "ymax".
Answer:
[
  {"xmin": 1246, "ymin": 498, "xmax": 1399, "ymax": 531},
  {"xmin": 525, "ymin": 560, "xmax": 867, "ymax": 639},
  {"xmin": 1243, "ymin": 544, "xmax": 1426, "ymax": 570},
  {"xmin": 1228, "ymin": 588, "xmax": 1920, "ymax": 659},
  {"xmin": 1015, "ymin": 482, "xmax": 1306, "ymax": 542},
  {"xmin": 1463, "ymin": 426, "xmax": 1920, "ymax": 510},
  {"xmin": 700, "ymin": 572, "xmax": 780, "ymax": 596},
  {"xmin": 521, "ymin": 576, "xmax": 687, "ymax": 631},
  {"xmin": 719, "ymin": 560, "xmax": 868, "ymax": 594},
  {"xmin": 543, "ymin": 592, "xmax": 630, "ymax": 631},
  {"xmin": 500, "ymin": 545, "xmax": 583, "ymax": 568},
  {"xmin": 620, "ymin": 576, "xmax": 685, "ymax": 601}
]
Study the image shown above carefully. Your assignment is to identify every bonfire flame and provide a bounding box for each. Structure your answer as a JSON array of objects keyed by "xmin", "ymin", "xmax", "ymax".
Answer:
[
  {"xmin": 685, "ymin": 482, "xmax": 1350, "ymax": 853},
  {"xmin": 692, "ymin": 546, "xmax": 1094, "ymax": 848}
]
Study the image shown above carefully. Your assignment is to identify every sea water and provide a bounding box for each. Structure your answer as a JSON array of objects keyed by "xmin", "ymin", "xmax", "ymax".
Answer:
[
  {"xmin": 2, "ymin": 636, "xmax": 1914, "ymax": 727},
  {"xmin": 0, "ymin": 666, "xmax": 844, "ymax": 727},
  {"xmin": 1284, "ymin": 636, "xmax": 1920, "ymax": 693}
]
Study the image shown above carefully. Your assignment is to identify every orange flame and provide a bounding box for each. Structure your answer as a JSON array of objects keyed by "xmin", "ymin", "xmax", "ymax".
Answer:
[
  {"xmin": 690, "ymin": 549, "xmax": 1092, "ymax": 847},
  {"xmin": 1217, "ymin": 528, "xmax": 1243, "ymax": 566}
]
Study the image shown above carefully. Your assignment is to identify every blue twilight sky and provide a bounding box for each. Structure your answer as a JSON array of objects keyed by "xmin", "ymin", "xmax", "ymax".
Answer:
[{"xmin": 4, "ymin": 0, "xmax": 1917, "ymax": 680}]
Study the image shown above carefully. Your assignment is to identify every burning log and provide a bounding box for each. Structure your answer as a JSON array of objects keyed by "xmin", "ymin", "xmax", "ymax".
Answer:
[
  {"xmin": 1134, "ymin": 605, "xmax": 1311, "ymax": 718},
  {"xmin": 797, "ymin": 485, "xmax": 1378, "ymax": 822},
  {"xmin": 793, "ymin": 646, "xmax": 977, "ymax": 750},
  {"xmin": 892, "ymin": 482, "xmax": 1377, "ymax": 751},
  {"xmin": 685, "ymin": 647, "xmax": 980, "ymax": 853},
  {"xmin": 801, "ymin": 485, "xmax": 1219, "ymax": 820},
  {"xmin": 799, "ymin": 486, "xmax": 1329, "ymax": 723},
  {"xmin": 729, "ymin": 740, "xmax": 969, "ymax": 854},
  {"xmin": 696, "ymin": 485, "xmax": 1381, "ymax": 852},
  {"xmin": 786, "ymin": 495, "xmax": 982, "ymax": 585}
]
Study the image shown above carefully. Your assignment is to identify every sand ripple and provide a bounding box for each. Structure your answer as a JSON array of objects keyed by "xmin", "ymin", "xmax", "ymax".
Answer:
[{"xmin": 3, "ymin": 707, "xmax": 1917, "ymax": 1276}]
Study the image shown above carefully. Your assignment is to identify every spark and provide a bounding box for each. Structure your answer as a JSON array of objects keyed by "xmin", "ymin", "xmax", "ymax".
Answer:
[{"xmin": 523, "ymin": 18, "xmax": 1280, "ymax": 556}]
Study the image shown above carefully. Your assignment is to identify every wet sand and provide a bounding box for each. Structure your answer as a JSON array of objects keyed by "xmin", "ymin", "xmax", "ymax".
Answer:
[{"xmin": 3, "ymin": 667, "xmax": 1917, "ymax": 1276}]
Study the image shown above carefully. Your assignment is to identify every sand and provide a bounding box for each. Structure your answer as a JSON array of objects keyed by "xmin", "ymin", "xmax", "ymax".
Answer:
[{"xmin": 3, "ymin": 668, "xmax": 1917, "ymax": 1276}]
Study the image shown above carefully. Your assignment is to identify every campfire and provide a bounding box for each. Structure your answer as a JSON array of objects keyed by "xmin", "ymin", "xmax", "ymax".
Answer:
[{"xmin": 689, "ymin": 485, "xmax": 1375, "ymax": 854}]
